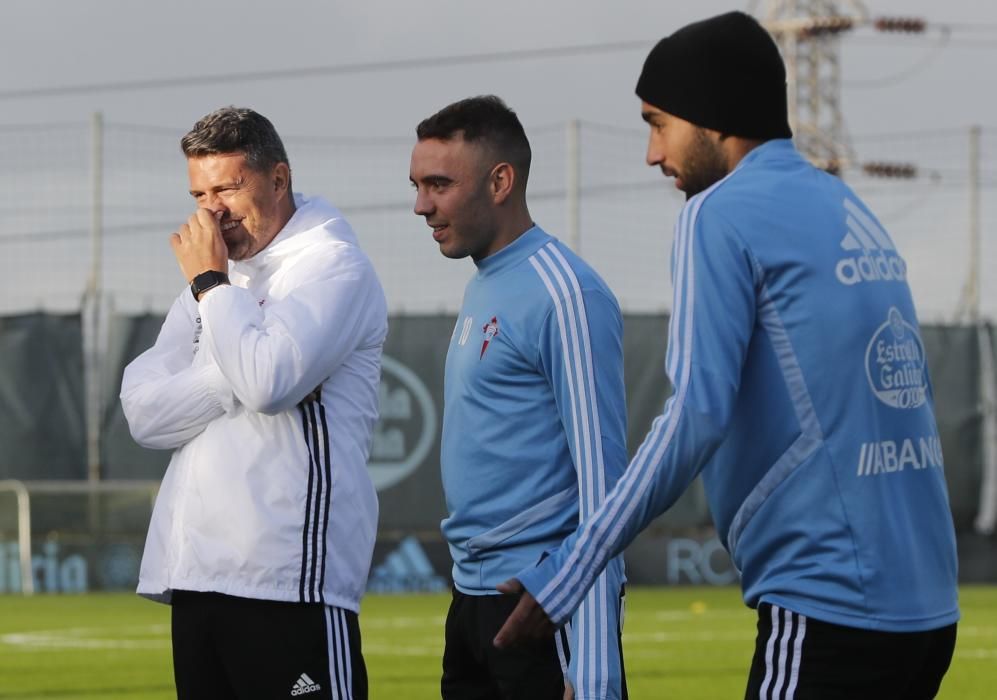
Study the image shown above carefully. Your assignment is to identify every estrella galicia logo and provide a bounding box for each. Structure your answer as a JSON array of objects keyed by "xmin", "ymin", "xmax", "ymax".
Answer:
[
  {"xmin": 864, "ymin": 307, "xmax": 927, "ymax": 410},
  {"xmin": 368, "ymin": 355, "xmax": 437, "ymax": 491}
]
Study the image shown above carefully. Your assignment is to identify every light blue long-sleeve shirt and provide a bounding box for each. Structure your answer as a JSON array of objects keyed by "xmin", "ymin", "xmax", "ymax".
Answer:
[
  {"xmin": 441, "ymin": 225, "xmax": 627, "ymax": 699},
  {"xmin": 518, "ymin": 140, "xmax": 959, "ymax": 634}
]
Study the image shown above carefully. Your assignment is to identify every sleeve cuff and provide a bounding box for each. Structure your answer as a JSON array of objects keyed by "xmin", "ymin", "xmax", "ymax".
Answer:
[
  {"xmin": 516, "ymin": 554, "xmax": 568, "ymax": 625},
  {"xmin": 196, "ymin": 362, "xmax": 238, "ymax": 413}
]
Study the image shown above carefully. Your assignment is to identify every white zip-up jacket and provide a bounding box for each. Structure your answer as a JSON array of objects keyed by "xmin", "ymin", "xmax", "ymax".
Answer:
[{"xmin": 121, "ymin": 195, "xmax": 387, "ymax": 611}]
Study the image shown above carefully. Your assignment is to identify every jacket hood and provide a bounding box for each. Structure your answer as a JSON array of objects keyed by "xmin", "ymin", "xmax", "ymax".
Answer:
[{"xmin": 232, "ymin": 194, "xmax": 358, "ymax": 279}]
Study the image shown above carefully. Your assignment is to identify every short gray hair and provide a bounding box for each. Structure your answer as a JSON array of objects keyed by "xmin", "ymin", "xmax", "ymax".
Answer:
[{"xmin": 181, "ymin": 106, "xmax": 290, "ymax": 174}]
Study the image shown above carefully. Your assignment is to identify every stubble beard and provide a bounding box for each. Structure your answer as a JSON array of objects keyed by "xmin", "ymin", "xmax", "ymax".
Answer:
[
  {"xmin": 224, "ymin": 235, "xmax": 252, "ymax": 262},
  {"xmin": 681, "ymin": 130, "xmax": 731, "ymax": 199}
]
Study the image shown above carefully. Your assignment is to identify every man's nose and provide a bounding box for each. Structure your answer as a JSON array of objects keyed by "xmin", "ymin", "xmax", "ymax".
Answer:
[
  {"xmin": 413, "ymin": 191, "xmax": 434, "ymax": 216},
  {"xmin": 646, "ymin": 138, "xmax": 664, "ymax": 167},
  {"xmin": 204, "ymin": 192, "xmax": 229, "ymax": 215}
]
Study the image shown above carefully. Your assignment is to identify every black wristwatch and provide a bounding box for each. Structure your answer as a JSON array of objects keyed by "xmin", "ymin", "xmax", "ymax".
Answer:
[{"xmin": 190, "ymin": 270, "xmax": 230, "ymax": 301}]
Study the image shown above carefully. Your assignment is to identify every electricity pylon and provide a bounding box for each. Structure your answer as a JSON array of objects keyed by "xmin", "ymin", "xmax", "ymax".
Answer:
[{"xmin": 761, "ymin": 1, "xmax": 869, "ymax": 174}]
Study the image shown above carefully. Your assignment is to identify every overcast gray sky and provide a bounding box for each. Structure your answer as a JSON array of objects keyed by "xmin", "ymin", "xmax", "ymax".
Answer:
[
  {"xmin": 2, "ymin": 0, "xmax": 994, "ymax": 134},
  {"xmin": 1, "ymin": 0, "xmax": 994, "ymax": 319}
]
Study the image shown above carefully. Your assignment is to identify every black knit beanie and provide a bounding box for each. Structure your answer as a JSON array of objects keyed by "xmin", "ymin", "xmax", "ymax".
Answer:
[{"xmin": 636, "ymin": 11, "xmax": 792, "ymax": 140}]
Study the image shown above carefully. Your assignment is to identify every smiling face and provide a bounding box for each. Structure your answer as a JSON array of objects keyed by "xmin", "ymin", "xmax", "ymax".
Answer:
[
  {"xmin": 641, "ymin": 101, "xmax": 730, "ymax": 198},
  {"xmin": 409, "ymin": 136, "xmax": 503, "ymax": 262},
  {"xmin": 186, "ymin": 152, "xmax": 292, "ymax": 261}
]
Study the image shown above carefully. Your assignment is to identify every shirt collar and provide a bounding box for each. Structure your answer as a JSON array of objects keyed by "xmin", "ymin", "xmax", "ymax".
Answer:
[
  {"xmin": 474, "ymin": 225, "xmax": 550, "ymax": 278},
  {"xmin": 733, "ymin": 138, "xmax": 803, "ymax": 172}
]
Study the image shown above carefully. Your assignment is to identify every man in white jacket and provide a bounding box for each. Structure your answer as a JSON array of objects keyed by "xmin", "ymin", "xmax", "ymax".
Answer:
[{"xmin": 120, "ymin": 106, "xmax": 387, "ymax": 700}]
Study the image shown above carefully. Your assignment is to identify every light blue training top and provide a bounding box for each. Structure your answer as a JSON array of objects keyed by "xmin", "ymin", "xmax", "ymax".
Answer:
[
  {"xmin": 441, "ymin": 225, "xmax": 628, "ymax": 698},
  {"xmin": 518, "ymin": 140, "xmax": 960, "ymax": 634}
]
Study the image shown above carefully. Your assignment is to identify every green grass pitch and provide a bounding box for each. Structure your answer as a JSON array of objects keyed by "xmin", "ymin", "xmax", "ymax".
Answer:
[{"xmin": 1, "ymin": 586, "xmax": 994, "ymax": 699}]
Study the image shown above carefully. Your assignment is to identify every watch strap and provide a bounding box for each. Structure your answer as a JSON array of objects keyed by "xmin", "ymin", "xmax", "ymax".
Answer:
[{"xmin": 190, "ymin": 270, "xmax": 230, "ymax": 301}]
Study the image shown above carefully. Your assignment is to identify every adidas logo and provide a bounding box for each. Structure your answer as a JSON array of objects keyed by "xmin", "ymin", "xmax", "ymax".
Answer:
[
  {"xmin": 835, "ymin": 198, "xmax": 907, "ymax": 286},
  {"xmin": 290, "ymin": 673, "xmax": 321, "ymax": 696},
  {"xmin": 367, "ymin": 535, "xmax": 448, "ymax": 593}
]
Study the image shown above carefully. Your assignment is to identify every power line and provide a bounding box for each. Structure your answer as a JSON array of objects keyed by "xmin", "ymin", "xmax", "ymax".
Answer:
[
  {"xmin": 2, "ymin": 18, "xmax": 994, "ymax": 105},
  {"xmin": 934, "ymin": 22, "xmax": 997, "ymax": 33},
  {"xmin": 843, "ymin": 27, "xmax": 950, "ymax": 88},
  {"xmin": 0, "ymin": 121, "xmax": 91, "ymax": 133},
  {"xmin": 850, "ymin": 126, "xmax": 971, "ymax": 141},
  {"xmin": 846, "ymin": 35, "xmax": 997, "ymax": 48},
  {"xmin": 0, "ymin": 38, "xmax": 654, "ymax": 102}
]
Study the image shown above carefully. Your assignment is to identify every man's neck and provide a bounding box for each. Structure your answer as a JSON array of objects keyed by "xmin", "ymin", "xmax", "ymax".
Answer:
[
  {"xmin": 724, "ymin": 137, "xmax": 766, "ymax": 171},
  {"xmin": 476, "ymin": 207, "xmax": 534, "ymax": 262}
]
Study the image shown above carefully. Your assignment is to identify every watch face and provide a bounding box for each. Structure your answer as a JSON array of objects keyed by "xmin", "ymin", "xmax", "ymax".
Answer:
[{"xmin": 191, "ymin": 271, "xmax": 229, "ymax": 299}]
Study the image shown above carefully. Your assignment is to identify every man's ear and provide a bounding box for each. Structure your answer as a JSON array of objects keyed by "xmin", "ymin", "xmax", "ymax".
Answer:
[
  {"xmin": 490, "ymin": 162, "xmax": 516, "ymax": 205},
  {"xmin": 710, "ymin": 128, "xmax": 730, "ymax": 143},
  {"xmin": 273, "ymin": 162, "xmax": 291, "ymax": 195}
]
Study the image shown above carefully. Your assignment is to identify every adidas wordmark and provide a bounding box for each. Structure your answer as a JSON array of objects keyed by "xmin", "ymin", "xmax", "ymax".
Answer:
[
  {"xmin": 290, "ymin": 672, "xmax": 321, "ymax": 696},
  {"xmin": 835, "ymin": 198, "xmax": 907, "ymax": 286}
]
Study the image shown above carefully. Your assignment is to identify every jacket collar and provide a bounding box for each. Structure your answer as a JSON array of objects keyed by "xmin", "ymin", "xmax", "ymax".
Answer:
[{"xmin": 231, "ymin": 194, "xmax": 355, "ymax": 278}]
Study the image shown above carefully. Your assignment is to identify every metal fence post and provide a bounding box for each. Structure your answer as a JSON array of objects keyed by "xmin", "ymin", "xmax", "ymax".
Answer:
[
  {"xmin": 0, "ymin": 480, "xmax": 33, "ymax": 595},
  {"xmin": 85, "ymin": 112, "xmax": 104, "ymax": 483},
  {"xmin": 566, "ymin": 119, "xmax": 581, "ymax": 254}
]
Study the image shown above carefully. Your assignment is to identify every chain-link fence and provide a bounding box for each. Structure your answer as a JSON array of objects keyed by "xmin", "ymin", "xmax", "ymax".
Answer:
[{"xmin": 1, "ymin": 117, "xmax": 993, "ymax": 320}]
